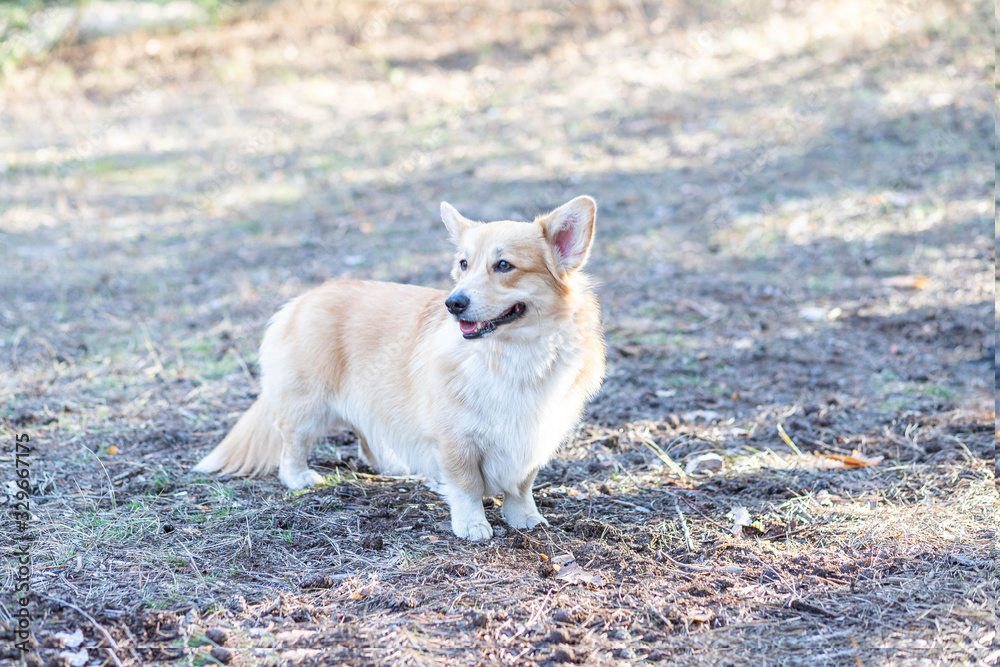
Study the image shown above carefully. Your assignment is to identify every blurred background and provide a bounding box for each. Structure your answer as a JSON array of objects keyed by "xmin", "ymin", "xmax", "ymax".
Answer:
[{"xmin": 0, "ymin": 0, "xmax": 992, "ymax": 423}]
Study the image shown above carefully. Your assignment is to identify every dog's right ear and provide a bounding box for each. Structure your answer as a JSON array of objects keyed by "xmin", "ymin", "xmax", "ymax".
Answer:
[{"xmin": 440, "ymin": 202, "xmax": 475, "ymax": 244}]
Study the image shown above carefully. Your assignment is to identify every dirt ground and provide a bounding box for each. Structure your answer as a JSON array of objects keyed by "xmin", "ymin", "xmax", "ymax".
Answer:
[{"xmin": 0, "ymin": 0, "xmax": 996, "ymax": 665}]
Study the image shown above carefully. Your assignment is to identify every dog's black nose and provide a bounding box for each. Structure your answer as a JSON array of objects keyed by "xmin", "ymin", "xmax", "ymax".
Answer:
[{"xmin": 446, "ymin": 293, "xmax": 470, "ymax": 316}]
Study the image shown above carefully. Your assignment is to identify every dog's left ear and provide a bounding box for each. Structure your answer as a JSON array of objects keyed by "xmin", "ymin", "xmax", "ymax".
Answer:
[
  {"xmin": 541, "ymin": 195, "xmax": 597, "ymax": 273},
  {"xmin": 441, "ymin": 202, "xmax": 477, "ymax": 245}
]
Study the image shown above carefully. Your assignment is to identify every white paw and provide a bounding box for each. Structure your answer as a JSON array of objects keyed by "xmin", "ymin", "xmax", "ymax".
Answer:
[
  {"xmin": 504, "ymin": 510, "xmax": 549, "ymax": 530},
  {"xmin": 502, "ymin": 495, "xmax": 549, "ymax": 530},
  {"xmin": 452, "ymin": 518, "xmax": 494, "ymax": 542},
  {"xmin": 279, "ymin": 468, "xmax": 325, "ymax": 490}
]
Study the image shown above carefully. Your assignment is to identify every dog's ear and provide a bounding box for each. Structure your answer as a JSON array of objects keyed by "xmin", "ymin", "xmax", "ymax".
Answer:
[
  {"xmin": 440, "ymin": 202, "xmax": 476, "ymax": 244},
  {"xmin": 540, "ymin": 195, "xmax": 597, "ymax": 273}
]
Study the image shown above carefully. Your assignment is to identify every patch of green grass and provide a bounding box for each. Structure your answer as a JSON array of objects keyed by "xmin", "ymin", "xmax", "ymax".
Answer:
[
  {"xmin": 145, "ymin": 472, "xmax": 174, "ymax": 495},
  {"xmin": 164, "ymin": 554, "xmax": 187, "ymax": 568},
  {"xmin": 148, "ymin": 590, "xmax": 190, "ymax": 609},
  {"xmin": 872, "ymin": 370, "xmax": 958, "ymax": 409},
  {"xmin": 660, "ymin": 372, "xmax": 704, "ymax": 389},
  {"xmin": 209, "ymin": 482, "xmax": 236, "ymax": 503},
  {"xmin": 920, "ymin": 384, "xmax": 955, "ymax": 401},
  {"xmin": 72, "ymin": 498, "xmax": 161, "ymax": 542}
]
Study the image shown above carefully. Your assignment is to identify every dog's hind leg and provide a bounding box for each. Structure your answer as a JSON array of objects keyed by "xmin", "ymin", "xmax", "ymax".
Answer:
[
  {"xmin": 277, "ymin": 422, "xmax": 326, "ymax": 490},
  {"xmin": 501, "ymin": 467, "xmax": 548, "ymax": 530}
]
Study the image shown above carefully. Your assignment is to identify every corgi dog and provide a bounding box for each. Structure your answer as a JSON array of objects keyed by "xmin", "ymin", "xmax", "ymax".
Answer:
[{"xmin": 193, "ymin": 196, "xmax": 606, "ymax": 540}]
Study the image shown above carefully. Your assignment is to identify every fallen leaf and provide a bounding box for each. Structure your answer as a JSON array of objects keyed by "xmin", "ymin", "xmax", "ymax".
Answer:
[
  {"xmin": 685, "ymin": 608, "xmax": 714, "ymax": 624},
  {"xmin": 729, "ymin": 506, "xmax": 752, "ymax": 538},
  {"xmin": 54, "ymin": 628, "xmax": 84, "ymax": 649},
  {"xmin": 59, "ymin": 649, "xmax": 89, "ymax": 667},
  {"xmin": 682, "ymin": 410, "xmax": 721, "ymax": 423},
  {"xmin": 552, "ymin": 553, "xmax": 604, "ymax": 586},
  {"xmin": 685, "ymin": 453, "xmax": 724, "ymax": 476},
  {"xmin": 107, "ymin": 445, "xmax": 119, "ymax": 455},
  {"xmin": 881, "ymin": 275, "xmax": 929, "ymax": 289},
  {"xmin": 817, "ymin": 450, "xmax": 883, "ymax": 468}
]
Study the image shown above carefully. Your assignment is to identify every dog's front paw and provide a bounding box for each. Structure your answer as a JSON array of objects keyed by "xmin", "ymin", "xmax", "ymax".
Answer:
[
  {"xmin": 502, "ymin": 496, "xmax": 549, "ymax": 530},
  {"xmin": 452, "ymin": 518, "xmax": 494, "ymax": 542},
  {"xmin": 505, "ymin": 511, "xmax": 549, "ymax": 530},
  {"xmin": 279, "ymin": 468, "xmax": 326, "ymax": 490}
]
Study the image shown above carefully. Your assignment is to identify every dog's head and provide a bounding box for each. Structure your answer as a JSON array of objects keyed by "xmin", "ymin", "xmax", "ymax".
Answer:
[{"xmin": 440, "ymin": 196, "xmax": 597, "ymax": 340}]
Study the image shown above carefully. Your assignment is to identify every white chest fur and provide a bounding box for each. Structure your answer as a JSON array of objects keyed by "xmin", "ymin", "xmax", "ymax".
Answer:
[{"xmin": 450, "ymin": 326, "xmax": 587, "ymax": 492}]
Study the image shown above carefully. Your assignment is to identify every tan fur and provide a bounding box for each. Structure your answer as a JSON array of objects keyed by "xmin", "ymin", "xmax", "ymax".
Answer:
[
  {"xmin": 194, "ymin": 196, "xmax": 606, "ymax": 541},
  {"xmin": 195, "ymin": 397, "xmax": 281, "ymax": 476}
]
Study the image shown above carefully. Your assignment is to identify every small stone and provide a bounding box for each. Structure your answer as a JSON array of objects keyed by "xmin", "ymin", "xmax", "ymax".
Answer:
[
  {"xmin": 300, "ymin": 574, "xmax": 334, "ymax": 589},
  {"xmin": 548, "ymin": 629, "xmax": 571, "ymax": 644},
  {"xmin": 684, "ymin": 453, "xmax": 725, "ymax": 475},
  {"xmin": 225, "ymin": 595, "xmax": 247, "ymax": 614},
  {"xmin": 205, "ymin": 628, "xmax": 227, "ymax": 646},
  {"xmin": 681, "ymin": 410, "xmax": 721, "ymax": 423},
  {"xmin": 210, "ymin": 647, "xmax": 232, "ymax": 664},
  {"xmin": 799, "ymin": 306, "xmax": 828, "ymax": 321},
  {"xmin": 468, "ymin": 611, "xmax": 488, "ymax": 629},
  {"xmin": 552, "ymin": 609, "xmax": 579, "ymax": 624},
  {"xmin": 361, "ymin": 534, "xmax": 384, "ymax": 550},
  {"xmin": 551, "ymin": 648, "xmax": 576, "ymax": 663}
]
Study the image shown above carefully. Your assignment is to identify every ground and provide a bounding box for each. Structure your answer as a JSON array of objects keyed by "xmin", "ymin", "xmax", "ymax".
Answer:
[{"xmin": 0, "ymin": 0, "xmax": 996, "ymax": 665}]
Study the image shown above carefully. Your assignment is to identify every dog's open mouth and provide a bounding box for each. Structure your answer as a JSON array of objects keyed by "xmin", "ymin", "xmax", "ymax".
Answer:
[{"xmin": 459, "ymin": 303, "xmax": 527, "ymax": 339}]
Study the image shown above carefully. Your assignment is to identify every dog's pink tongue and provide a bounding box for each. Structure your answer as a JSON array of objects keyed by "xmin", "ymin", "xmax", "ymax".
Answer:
[{"xmin": 459, "ymin": 320, "xmax": 479, "ymax": 335}]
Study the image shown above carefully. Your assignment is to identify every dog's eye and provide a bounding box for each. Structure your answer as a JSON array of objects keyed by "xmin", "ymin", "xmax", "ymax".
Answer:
[
  {"xmin": 459, "ymin": 259, "xmax": 467, "ymax": 271},
  {"xmin": 495, "ymin": 260, "xmax": 515, "ymax": 273}
]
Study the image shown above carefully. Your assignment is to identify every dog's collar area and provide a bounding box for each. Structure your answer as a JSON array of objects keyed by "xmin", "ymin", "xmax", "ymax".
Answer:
[{"xmin": 459, "ymin": 302, "xmax": 527, "ymax": 339}]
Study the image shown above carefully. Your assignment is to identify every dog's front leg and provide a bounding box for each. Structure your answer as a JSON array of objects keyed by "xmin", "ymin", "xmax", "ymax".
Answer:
[
  {"xmin": 440, "ymin": 450, "xmax": 493, "ymax": 541},
  {"xmin": 502, "ymin": 467, "xmax": 548, "ymax": 530}
]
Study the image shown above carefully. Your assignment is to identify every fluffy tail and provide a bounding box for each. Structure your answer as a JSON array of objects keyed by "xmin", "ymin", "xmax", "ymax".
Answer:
[{"xmin": 193, "ymin": 397, "xmax": 282, "ymax": 477}]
